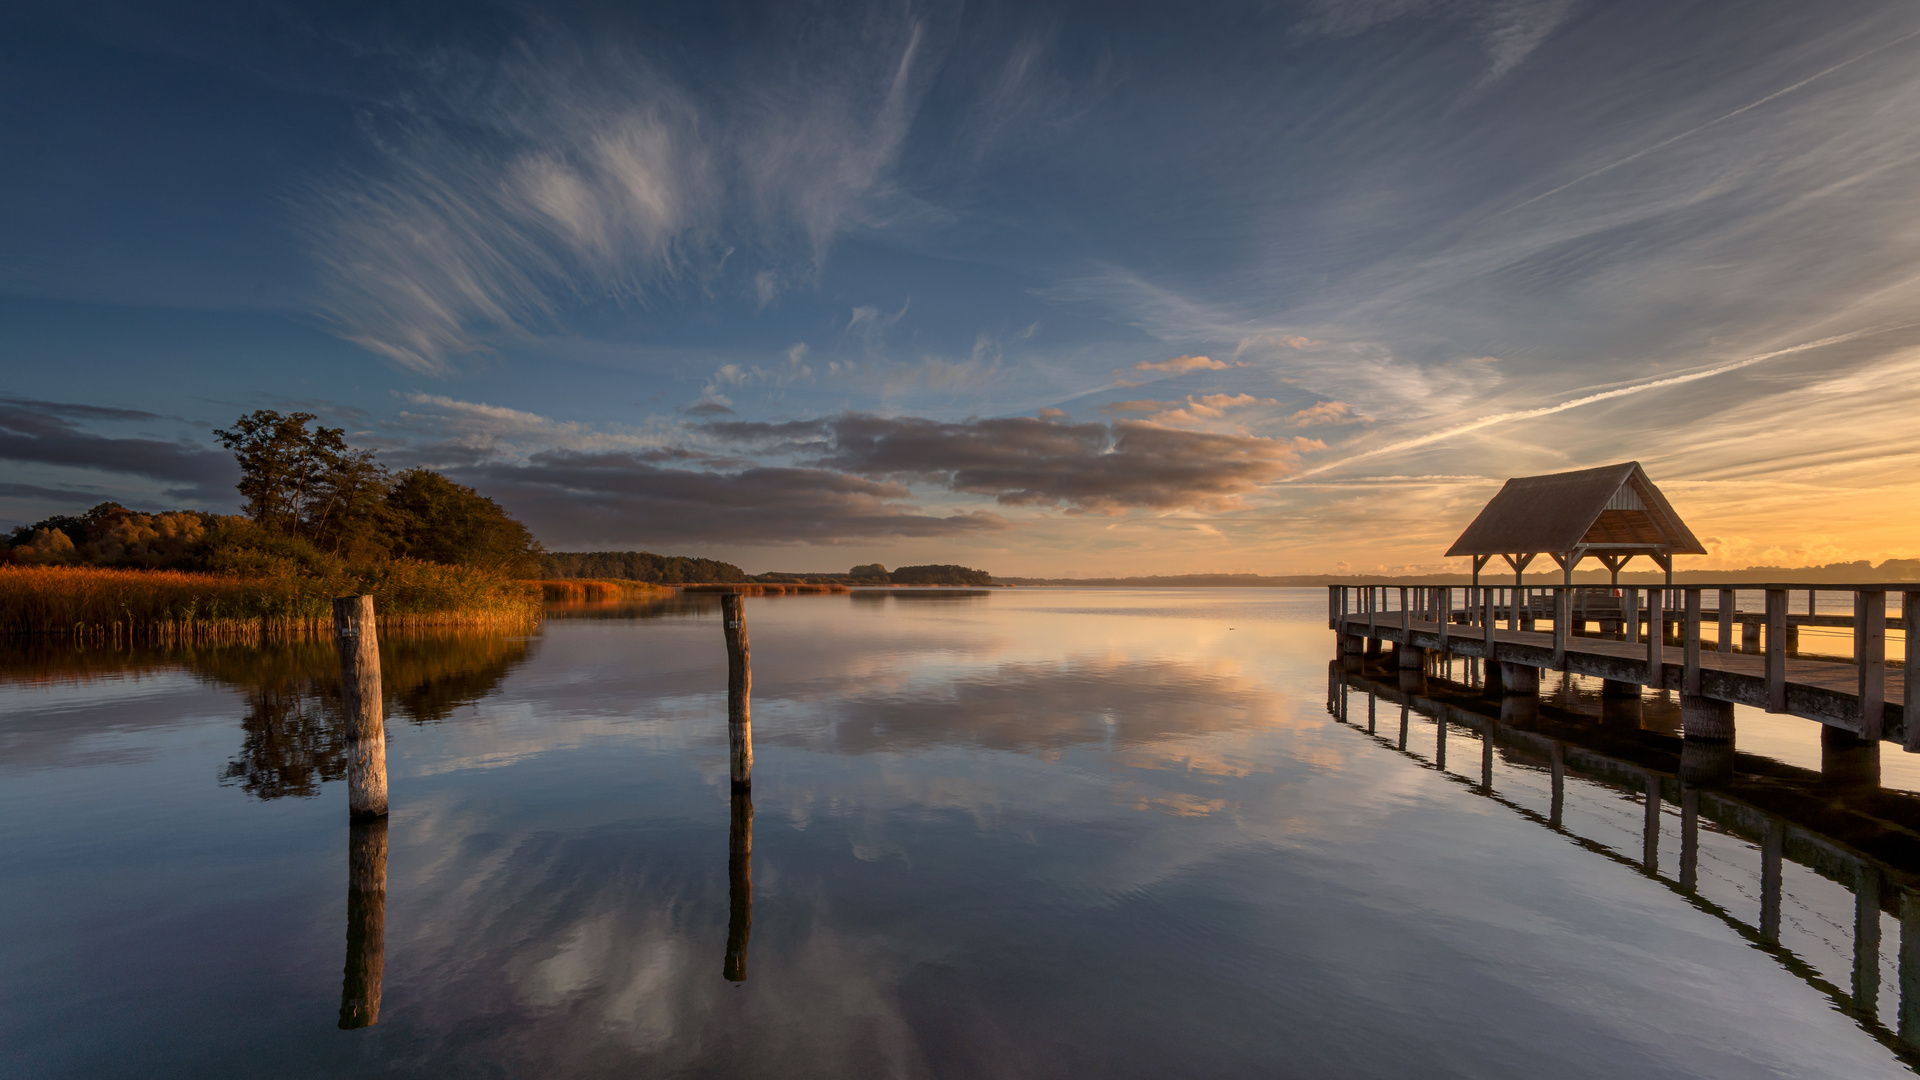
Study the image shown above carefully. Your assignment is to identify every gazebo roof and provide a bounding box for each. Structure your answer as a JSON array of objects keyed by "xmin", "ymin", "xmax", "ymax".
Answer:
[{"xmin": 1445, "ymin": 462, "xmax": 1705, "ymax": 559}]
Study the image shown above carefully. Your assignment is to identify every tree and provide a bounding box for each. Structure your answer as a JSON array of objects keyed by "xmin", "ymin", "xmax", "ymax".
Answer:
[
  {"xmin": 849, "ymin": 563, "xmax": 888, "ymax": 580},
  {"xmin": 385, "ymin": 469, "xmax": 541, "ymax": 576},
  {"xmin": 213, "ymin": 411, "xmax": 371, "ymax": 539}
]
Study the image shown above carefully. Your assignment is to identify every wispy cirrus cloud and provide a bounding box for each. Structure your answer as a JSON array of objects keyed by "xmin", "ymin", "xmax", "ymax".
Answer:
[{"xmin": 306, "ymin": 13, "xmax": 940, "ymax": 374}]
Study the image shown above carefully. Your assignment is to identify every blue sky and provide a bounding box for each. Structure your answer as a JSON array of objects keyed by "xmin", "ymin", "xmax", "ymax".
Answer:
[{"xmin": 5, "ymin": 0, "xmax": 1920, "ymax": 575}]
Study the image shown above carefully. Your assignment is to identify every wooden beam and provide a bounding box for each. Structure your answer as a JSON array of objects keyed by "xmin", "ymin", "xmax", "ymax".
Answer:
[
  {"xmin": 1647, "ymin": 586, "xmax": 1664, "ymax": 686},
  {"xmin": 1718, "ymin": 588, "xmax": 1735, "ymax": 655}
]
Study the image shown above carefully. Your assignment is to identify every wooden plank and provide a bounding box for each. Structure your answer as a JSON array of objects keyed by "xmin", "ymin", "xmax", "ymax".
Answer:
[
  {"xmin": 1767, "ymin": 588, "xmax": 1788, "ymax": 713},
  {"xmin": 1859, "ymin": 590, "xmax": 1886, "ymax": 740},
  {"xmin": 1684, "ymin": 588, "xmax": 1702, "ymax": 695}
]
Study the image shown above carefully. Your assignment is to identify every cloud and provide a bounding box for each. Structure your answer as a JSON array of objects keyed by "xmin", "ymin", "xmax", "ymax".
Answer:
[
  {"xmin": 0, "ymin": 399, "xmax": 236, "ymax": 500},
  {"xmin": 723, "ymin": 413, "xmax": 1324, "ymax": 514},
  {"xmin": 1149, "ymin": 392, "xmax": 1280, "ymax": 425},
  {"xmin": 680, "ymin": 399, "xmax": 735, "ymax": 417},
  {"xmin": 1100, "ymin": 400, "xmax": 1171, "ymax": 415},
  {"xmin": 305, "ymin": 15, "xmax": 936, "ymax": 373},
  {"xmin": 1131, "ymin": 354, "xmax": 1241, "ymax": 374},
  {"xmin": 1294, "ymin": 0, "xmax": 1577, "ymax": 88},
  {"xmin": 1286, "ymin": 400, "xmax": 1369, "ymax": 427},
  {"xmin": 460, "ymin": 451, "xmax": 1010, "ymax": 545}
]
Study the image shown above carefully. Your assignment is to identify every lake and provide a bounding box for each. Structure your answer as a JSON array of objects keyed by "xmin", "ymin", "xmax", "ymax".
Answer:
[{"xmin": 3, "ymin": 588, "xmax": 1915, "ymax": 1078}]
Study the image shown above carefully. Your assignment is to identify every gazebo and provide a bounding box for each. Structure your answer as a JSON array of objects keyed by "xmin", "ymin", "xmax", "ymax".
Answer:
[{"xmin": 1447, "ymin": 461, "xmax": 1704, "ymax": 589}]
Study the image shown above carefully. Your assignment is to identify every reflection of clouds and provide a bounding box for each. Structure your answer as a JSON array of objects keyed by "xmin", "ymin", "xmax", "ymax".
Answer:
[{"xmin": 765, "ymin": 656, "xmax": 1278, "ymax": 756}]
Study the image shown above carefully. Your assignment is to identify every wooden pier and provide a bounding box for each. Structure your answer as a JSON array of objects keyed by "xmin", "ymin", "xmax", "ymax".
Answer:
[{"xmin": 1331, "ymin": 583, "xmax": 1916, "ymax": 746}]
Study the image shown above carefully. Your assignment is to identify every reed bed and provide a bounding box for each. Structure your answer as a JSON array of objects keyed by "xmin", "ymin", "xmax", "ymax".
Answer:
[
  {"xmin": 0, "ymin": 564, "xmax": 541, "ymax": 641},
  {"xmin": 536, "ymin": 579, "xmax": 670, "ymax": 601},
  {"xmin": 680, "ymin": 582, "xmax": 850, "ymax": 595}
]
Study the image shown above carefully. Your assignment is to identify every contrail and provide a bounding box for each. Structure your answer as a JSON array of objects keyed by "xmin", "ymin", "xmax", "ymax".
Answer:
[
  {"xmin": 1501, "ymin": 26, "xmax": 1920, "ymax": 216},
  {"xmin": 1288, "ymin": 327, "xmax": 1890, "ymax": 480}
]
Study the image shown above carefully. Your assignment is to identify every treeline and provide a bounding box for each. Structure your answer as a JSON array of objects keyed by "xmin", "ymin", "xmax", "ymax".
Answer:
[
  {"xmin": 3, "ymin": 410, "xmax": 542, "ymax": 579},
  {"xmin": 540, "ymin": 550, "xmax": 751, "ymax": 584},
  {"xmin": 997, "ymin": 558, "xmax": 1920, "ymax": 588}
]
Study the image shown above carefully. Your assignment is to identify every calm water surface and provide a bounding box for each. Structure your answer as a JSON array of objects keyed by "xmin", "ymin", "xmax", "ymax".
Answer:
[{"xmin": 2, "ymin": 588, "xmax": 1913, "ymax": 1077}]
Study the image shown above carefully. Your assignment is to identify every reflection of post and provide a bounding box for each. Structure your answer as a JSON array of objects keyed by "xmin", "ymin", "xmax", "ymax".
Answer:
[
  {"xmin": 1397, "ymin": 700, "xmax": 1408, "ymax": 751},
  {"xmin": 721, "ymin": 593, "xmax": 752, "ymax": 792},
  {"xmin": 1479, "ymin": 734, "xmax": 1493, "ymax": 792},
  {"xmin": 1856, "ymin": 866, "xmax": 1881, "ymax": 1018},
  {"xmin": 1642, "ymin": 772, "xmax": 1661, "ymax": 872},
  {"xmin": 1366, "ymin": 690, "xmax": 1376, "ymax": 734},
  {"xmin": 724, "ymin": 790, "xmax": 753, "ymax": 982},
  {"xmin": 1902, "ymin": 890, "xmax": 1920, "ymax": 1048},
  {"xmin": 1549, "ymin": 743, "xmax": 1564, "ymax": 828},
  {"xmin": 1761, "ymin": 822, "xmax": 1784, "ymax": 945},
  {"xmin": 1680, "ymin": 788, "xmax": 1699, "ymax": 892},
  {"xmin": 333, "ymin": 596, "xmax": 388, "ymax": 819},
  {"xmin": 338, "ymin": 816, "xmax": 388, "ymax": 1029},
  {"xmin": 1435, "ymin": 715, "xmax": 1447, "ymax": 769}
]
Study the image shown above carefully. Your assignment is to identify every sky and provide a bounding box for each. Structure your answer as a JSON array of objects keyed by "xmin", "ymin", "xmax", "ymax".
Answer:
[{"xmin": 4, "ymin": 0, "xmax": 1920, "ymax": 577}]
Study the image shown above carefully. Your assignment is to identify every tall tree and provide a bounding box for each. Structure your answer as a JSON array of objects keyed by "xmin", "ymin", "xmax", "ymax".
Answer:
[
  {"xmin": 385, "ymin": 469, "xmax": 540, "ymax": 575},
  {"xmin": 213, "ymin": 411, "xmax": 363, "ymax": 537}
]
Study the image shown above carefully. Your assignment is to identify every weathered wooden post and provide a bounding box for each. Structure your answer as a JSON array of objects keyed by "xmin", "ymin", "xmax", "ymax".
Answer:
[
  {"xmin": 722, "ymin": 592, "xmax": 752, "ymax": 792},
  {"xmin": 332, "ymin": 596, "xmax": 388, "ymax": 819},
  {"xmin": 1765, "ymin": 588, "xmax": 1788, "ymax": 712},
  {"xmin": 723, "ymin": 790, "xmax": 753, "ymax": 981},
  {"xmin": 338, "ymin": 816, "xmax": 388, "ymax": 1029},
  {"xmin": 1857, "ymin": 588, "xmax": 1886, "ymax": 741},
  {"xmin": 1902, "ymin": 889, "xmax": 1920, "ymax": 1048},
  {"xmin": 1548, "ymin": 742, "xmax": 1564, "ymax": 828}
]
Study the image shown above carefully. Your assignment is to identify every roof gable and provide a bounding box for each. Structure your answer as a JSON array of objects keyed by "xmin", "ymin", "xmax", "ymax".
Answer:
[{"xmin": 1445, "ymin": 462, "xmax": 1705, "ymax": 557}]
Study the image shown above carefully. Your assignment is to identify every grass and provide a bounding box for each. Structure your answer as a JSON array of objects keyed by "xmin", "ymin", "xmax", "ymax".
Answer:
[
  {"xmin": 0, "ymin": 563, "xmax": 541, "ymax": 641},
  {"xmin": 535, "ymin": 579, "xmax": 671, "ymax": 601}
]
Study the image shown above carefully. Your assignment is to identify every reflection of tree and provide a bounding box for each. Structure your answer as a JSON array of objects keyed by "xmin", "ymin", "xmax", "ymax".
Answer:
[
  {"xmin": 221, "ymin": 682, "xmax": 348, "ymax": 798},
  {"xmin": 0, "ymin": 631, "xmax": 533, "ymax": 800}
]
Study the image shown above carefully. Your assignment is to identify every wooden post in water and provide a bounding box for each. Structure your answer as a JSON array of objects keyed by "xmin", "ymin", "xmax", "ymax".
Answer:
[
  {"xmin": 1906, "ymin": 591, "xmax": 1920, "ymax": 753},
  {"xmin": 723, "ymin": 790, "xmax": 753, "ymax": 981},
  {"xmin": 338, "ymin": 816, "xmax": 388, "ymax": 1029},
  {"xmin": 722, "ymin": 592, "xmax": 753, "ymax": 792},
  {"xmin": 333, "ymin": 596, "xmax": 388, "ymax": 819},
  {"xmin": 1679, "ymin": 788, "xmax": 1699, "ymax": 892},
  {"xmin": 1856, "ymin": 866, "xmax": 1882, "ymax": 1019}
]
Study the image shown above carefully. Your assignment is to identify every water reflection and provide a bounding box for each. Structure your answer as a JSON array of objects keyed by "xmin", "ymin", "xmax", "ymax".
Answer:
[
  {"xmin": 338, "ymin": 817, "xmax": 387, "ymax": 1029},
  {"xmin": 724, "ymin": 791, "xmax": 752, "ymax": 982},
  {"xmin": 1329, "ymin": 656, "xmax": 1920, "ymax": 1068}
]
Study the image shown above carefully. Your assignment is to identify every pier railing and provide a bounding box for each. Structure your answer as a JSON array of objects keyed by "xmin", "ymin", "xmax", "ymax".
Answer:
[{"xmin": 1329, "ymin": 583, "xmax": 1918, "ymax": 745}]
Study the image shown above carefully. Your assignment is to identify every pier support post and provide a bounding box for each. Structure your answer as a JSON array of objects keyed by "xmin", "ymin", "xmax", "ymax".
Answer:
[
  {"xmin": 1903, "ymin": 890, "xmax": 1920, "ymax": 1048},
  {"xmin": 1365, "ymin": 637, "xmax": 1383, "ymax": 659},
  {"xmin": 1821, "ymin": 725, "xmax": 1881, "ymax": 790},
  {"xmin": 1741, "ymin": 621, "xmax": 1760, "ymax": 653},
  {"xmin": 1498, "ymin": 662, "xmax": 1539, "ymax": 696},
  {"xmin": 1602, "ymin": 678, "xmax": 1640, "ymax": 700},
  {"xmin": 722, "ymin": 593, "xmax": 753, "ymax": 792},
  {"xmin": 338, "ymin": 816, "xmax": 388, "ymax": 1029},
  {"xmin": 1681, "ymin": 695, "xmax": 1734, "ymax": 742},
  {"xmin": 1499, "ymin": 694, "xmax": 1538, "ymax": 725},
  {"xmin": 333, "ymin": 596, "xmax": 388, "ymax": 820},
  {"xmin": 1397, "ymin": 643, "xmax": 1425, "ymax": 669}
]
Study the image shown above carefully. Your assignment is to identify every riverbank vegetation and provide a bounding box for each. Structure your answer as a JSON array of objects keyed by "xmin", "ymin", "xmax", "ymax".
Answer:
[{"xmin": 2, "ymin": 410, "xmax": 544, "ymax": 637}]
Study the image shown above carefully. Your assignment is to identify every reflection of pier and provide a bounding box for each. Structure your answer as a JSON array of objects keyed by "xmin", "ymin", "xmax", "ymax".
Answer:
[{"xmin": 1328, "ymin": 658, "xmax": 1920, "ymax": 1065}]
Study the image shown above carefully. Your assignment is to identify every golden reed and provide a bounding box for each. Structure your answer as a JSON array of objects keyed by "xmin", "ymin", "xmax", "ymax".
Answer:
[{"xmin": 0, "ymin": 564, "xmax": 541, "ymax": 642}]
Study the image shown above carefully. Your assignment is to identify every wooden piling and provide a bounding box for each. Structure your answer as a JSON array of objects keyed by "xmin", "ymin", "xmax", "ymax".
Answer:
[
  {"xmin": 1906, "ymin": 591, "xmax": 1920, "ymax": 753},
  {"xmin": 721, "ymin": 592, "xmax": 753, "ymax": 791},
  {"xmin": 724, "ymin": 790, "xmax": 753, "ymax": 981},
  {"xmin": 332, "ymin": 596, "xmax": 388, "ymax": 819},
  {"xmin": 1761, "ymin": 822, "xmax": 1784, "ymax": 944},
  {"xmin": 1679, "ymin": 788, "xmax": 1699, "ymax": 891},
  {"xmin": 338, "ymin": 816, "xmax": 387, "ymax": 1029}
]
